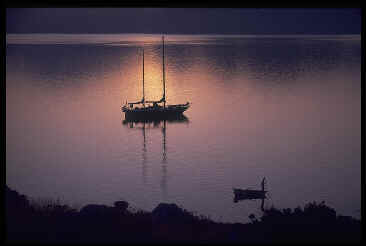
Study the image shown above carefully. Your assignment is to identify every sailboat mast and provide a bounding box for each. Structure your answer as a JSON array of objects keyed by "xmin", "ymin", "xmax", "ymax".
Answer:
[
  {"xmin": 142, "ymin": 49, "xmax": 145, "ymax": 107},
  {"xmin": 162, "ymin": 36, "xmax": 166, "ymax": 108}
]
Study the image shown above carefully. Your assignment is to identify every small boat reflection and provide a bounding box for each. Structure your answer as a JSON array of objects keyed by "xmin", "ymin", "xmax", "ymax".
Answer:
[{"xmin": 233, "ymin": 178, "xmax": 268, "ymax": 211}]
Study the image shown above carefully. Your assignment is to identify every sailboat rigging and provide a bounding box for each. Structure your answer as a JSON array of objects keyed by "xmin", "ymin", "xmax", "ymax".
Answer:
[{"xmin": 122, "ymin": 36, "xmax": 190, "ymax": 120}]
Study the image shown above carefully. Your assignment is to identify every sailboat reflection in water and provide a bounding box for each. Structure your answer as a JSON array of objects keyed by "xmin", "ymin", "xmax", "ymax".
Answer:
[
  {"xmin": 122, "ymin": 116, "xmax": 189, "ymax": 195},
  {"xmin": 122, "ymin": 36, "xmax": 190, "ymax": 120}
]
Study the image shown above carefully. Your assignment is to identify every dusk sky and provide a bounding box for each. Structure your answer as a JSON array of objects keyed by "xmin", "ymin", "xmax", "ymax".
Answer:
[{"xmin": 6, "ymin": 8, "xmax": 361, "ymax": 34}]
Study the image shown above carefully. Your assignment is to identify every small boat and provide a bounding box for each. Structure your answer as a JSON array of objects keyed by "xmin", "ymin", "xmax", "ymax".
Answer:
[
  {"xmin": 122, "ymin": 36, "xmax": 190, "ymax": 120},
  {"xmin": 233, "ymin": 177, "xmax": 267, "ymax": 200},
  {"xmin": 233, "ymin": 189, "xmax": 267, "ymax": 200}
]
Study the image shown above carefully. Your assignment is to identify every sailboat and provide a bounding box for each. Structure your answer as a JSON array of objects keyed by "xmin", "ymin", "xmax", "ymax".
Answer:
[{"xmin": 122, "ymin": 36, "xmax": 190, "ymax": 120}]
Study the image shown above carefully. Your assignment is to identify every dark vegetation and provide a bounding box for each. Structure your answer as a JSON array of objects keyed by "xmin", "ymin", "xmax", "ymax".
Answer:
[{"xmin": 6, "ymin": 185, "xmax": 361, "ymax": 243}]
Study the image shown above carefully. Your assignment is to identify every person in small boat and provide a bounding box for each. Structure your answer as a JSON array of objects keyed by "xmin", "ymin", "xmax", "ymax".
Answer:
[{"xmin": 261, "ymin": 177, "xmax": 266, "ymax": 191}]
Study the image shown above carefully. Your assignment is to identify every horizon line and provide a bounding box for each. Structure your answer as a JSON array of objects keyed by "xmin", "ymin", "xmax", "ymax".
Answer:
[{"xmin": 6, "ymin": 33, "xmax": 361, "ymax": 36}]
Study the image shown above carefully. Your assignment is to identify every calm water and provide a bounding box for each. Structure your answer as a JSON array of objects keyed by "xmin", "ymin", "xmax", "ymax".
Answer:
[{"xmin": 6, "ymin": 34, "xmax": 361, "ymax": 223}]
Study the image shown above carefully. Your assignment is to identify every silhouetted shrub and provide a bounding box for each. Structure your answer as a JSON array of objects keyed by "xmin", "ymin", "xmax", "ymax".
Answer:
[
  {"xmin": 114, "ymin": 200, "xmax": 129, "ymax": 212},
  {"xmin": 6, "ymin": 186, "xmax": 31, "ymax": 212},
  {"xmin": 257, "ymin": 201, "xmax": 361, "ymax": 241},
  {"xmin": 152, "ymin": 203, "xmax": 197, "ymax": 225},
  {"xmin": 5, "ymin": 186, "xmax": 361, "ymax": 243}
]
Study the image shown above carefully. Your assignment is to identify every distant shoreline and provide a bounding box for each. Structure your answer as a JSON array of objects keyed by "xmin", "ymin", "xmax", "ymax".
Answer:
[{"xmin": 6, "ymin": 33, "xmax": 361, "ymax": 46}]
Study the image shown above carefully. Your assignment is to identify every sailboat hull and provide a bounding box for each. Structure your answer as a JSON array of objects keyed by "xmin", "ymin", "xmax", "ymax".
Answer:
[{"xmin": 122, "ymin": 103, "xmax": 190, "ymax": 120}]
